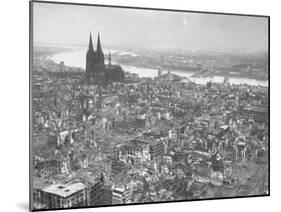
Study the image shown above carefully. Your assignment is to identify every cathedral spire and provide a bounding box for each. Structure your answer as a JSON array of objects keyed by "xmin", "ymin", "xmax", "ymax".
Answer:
[
  {"xmin": 97, "ymin": 32, "xmax": 103, "ymax": 53},
  {"xmin": 88, "ymin": 32, "xmax": 94, "ymax": 53}
]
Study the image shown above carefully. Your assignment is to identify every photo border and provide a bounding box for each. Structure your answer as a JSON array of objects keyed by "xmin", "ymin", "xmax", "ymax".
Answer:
[{"xmin": 29, "ymin": 1, "xmax": 270, "ymax": 211}]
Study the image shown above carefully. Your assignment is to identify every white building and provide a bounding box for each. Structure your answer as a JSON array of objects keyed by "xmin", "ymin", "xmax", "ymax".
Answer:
[{"xmin": 112, "ymin": 184, "xmax": 131, "ymax": 205}]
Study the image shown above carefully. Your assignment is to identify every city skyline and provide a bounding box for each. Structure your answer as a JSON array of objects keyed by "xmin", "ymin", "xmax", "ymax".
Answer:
[{"xmin": 33, "ymin": 2, "xmax": 268, "ymax": 53}]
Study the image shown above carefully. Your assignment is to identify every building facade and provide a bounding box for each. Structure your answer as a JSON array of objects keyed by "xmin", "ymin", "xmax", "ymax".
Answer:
[
  {"xmin": 41, "ymin": 183, "xmax": 86, "ymax": 209},
  {"xmin": 112, "ymin": 184, "xmax": 131, "ymax": 205},
  {"xmin": 241, "ymin": 106, "xmax": 268, "ymax": 123}
]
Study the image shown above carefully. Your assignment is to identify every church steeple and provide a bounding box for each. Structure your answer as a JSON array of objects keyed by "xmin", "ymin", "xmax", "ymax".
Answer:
[
  {"xmin": 88, "ymin": 32, "xmax": 94, "ymax": 53},
  {"xmin": 96, "ymin": 32, "xmax": 103, "ymax": 53}
]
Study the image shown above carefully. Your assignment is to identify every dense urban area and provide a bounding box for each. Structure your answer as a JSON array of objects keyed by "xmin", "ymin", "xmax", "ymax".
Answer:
[{"xmin": 32, "ymin": 37, "xmax": 269, "ymax": 210}]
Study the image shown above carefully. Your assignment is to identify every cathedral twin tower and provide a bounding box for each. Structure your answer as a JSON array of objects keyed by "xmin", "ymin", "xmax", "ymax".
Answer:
[
  {"xmin": 85, "ymin": 32, "xmax": 106, "ymax": 85},
  {"xmin": 85, "ymin": 32, "xmax": 125, "ymax": 86}
]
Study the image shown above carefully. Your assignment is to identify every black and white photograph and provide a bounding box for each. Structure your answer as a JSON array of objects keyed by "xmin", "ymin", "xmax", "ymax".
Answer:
[{"xmin": 30, "ymin": 1, "xmax": 269, "ymax": 211}]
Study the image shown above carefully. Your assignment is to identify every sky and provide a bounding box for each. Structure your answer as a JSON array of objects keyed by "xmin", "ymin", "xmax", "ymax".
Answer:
[{"xmin": 33, "ymin": 2, "xmax": 268, "ymax": 53}]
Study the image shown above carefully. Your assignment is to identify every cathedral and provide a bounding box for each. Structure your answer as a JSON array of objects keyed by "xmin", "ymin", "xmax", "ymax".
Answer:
[{"xmin": 85, "ymin": 32, "xmax": 124, "ymax": 85}]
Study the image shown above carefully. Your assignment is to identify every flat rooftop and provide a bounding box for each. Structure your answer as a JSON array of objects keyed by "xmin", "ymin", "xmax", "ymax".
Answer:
[
  {"xmin": 42, "ymin": 183, "xmax": 85, "ymax": 198},
  {"xmin": 112, "ymin": 184, "xmax": 126, "ymax": 193}
]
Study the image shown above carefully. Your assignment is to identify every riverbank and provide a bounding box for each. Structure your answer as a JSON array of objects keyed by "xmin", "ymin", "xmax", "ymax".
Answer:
[{"xmin": 48, "ymin": 49, "xmax": 268, "ymax": 87}]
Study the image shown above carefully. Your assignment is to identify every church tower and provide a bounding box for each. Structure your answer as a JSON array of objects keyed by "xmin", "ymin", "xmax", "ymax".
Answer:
[
  {"xmin": 86, "ymin": 32, "xmax": 95, "ymax": 76},
  {"xmin": 85, "ymin": 31, "xmax": 124, "ymax": 85},
  {"xmin": 95, "ymin": 33, "xmax": 105, "ymax": 66},
  {"xmin": 85, "ymin": 32, "xmax": 106, "ymax": 85}
]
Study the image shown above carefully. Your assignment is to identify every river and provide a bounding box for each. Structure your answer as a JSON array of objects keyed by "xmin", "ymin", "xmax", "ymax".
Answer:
[{"xmin": 49, "ymin": 50, "xmax": 268, "ymax": 87}]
